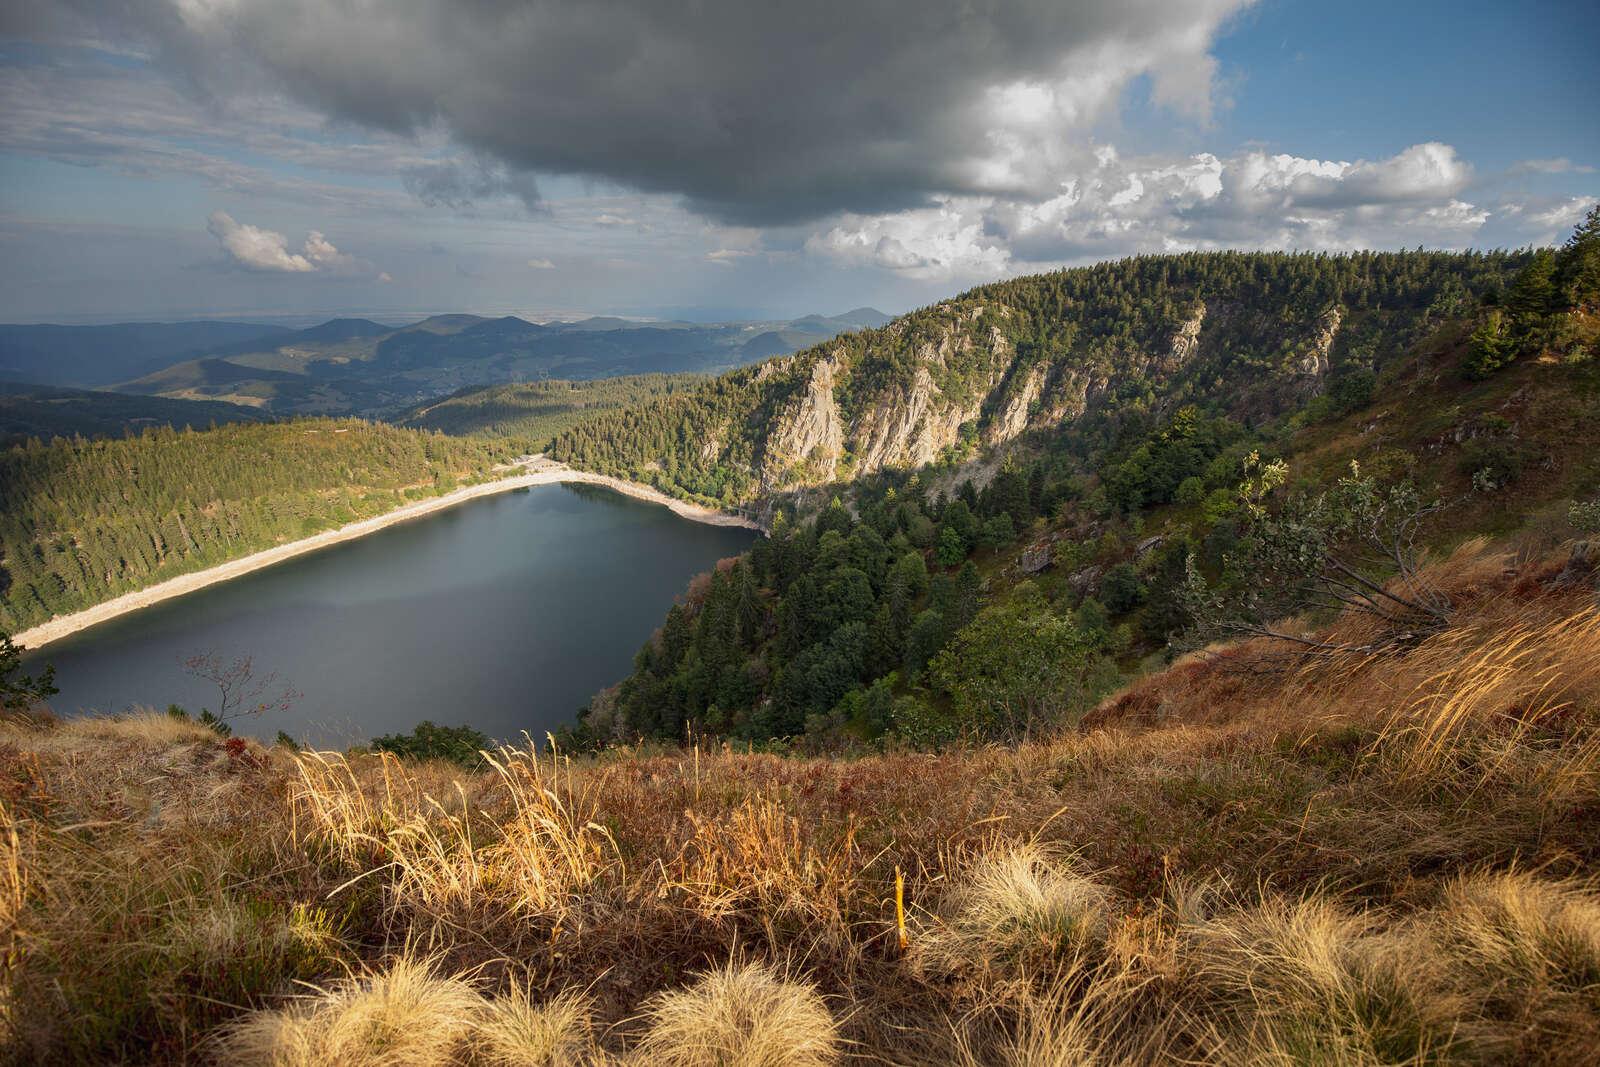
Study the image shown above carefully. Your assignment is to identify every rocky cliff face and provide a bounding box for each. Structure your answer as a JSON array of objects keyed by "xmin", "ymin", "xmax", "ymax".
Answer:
[
  {"xmin": 761, "ymin": 350, "xmax": 846, "ymax": 483},
  {"xmin": 1298, "ymin": 306, "xmax": 1344, "ymax": 384},
  {"xmin": 1148, "ymin": 302, "xmax": 1206, "ymax": 377},
  {"xmin": 752, "ymin": 294, "xmax": 1356, "ymax": 492},
  {"xmin": 984, "ymin": 362, "xmax": 1048, "ymax": 447},
  {"xmin": 547, "ymin": 251, "xmax": 1520, "ymax": 510},
  {"xmin": 761, "ymin": 305, "xmax": 1018, "ymax": 487}
]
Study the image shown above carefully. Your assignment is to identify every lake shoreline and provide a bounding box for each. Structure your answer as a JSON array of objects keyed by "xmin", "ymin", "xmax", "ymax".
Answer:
[{"xmin": 13, "ymin": 459, "xmax": 762, "ymax": 652}]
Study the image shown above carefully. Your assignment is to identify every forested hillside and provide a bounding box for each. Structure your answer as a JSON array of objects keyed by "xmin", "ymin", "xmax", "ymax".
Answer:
[
  {"xmin": 573, "ymin": 212, "xmax": 1600, "ymax": 750},
  {"xmin": 0, "ymin": 421, "xmax": 517, "ymax": 632},
  {"xmin": 400, "ymin": 373, "xmax": 703, "ymax": 447},
  {"xmin": 549, "ymin": 248, "xmax": 1533, "ymax": 505},
  {"xmin": 0, "ymin": 381, "xmax": 266, "ymax": 445}
]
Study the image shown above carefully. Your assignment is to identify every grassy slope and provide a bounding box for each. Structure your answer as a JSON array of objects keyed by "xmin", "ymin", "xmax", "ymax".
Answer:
[{"xmin": 4, "ymin": 539, "xmax": 1598, "ymax": 1063}]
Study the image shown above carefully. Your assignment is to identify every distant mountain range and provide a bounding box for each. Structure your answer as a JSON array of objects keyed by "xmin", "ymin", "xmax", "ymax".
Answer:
[
  {"xmin": 0, "ymin": 321, "xmax": 294, "ymax": 388},
  {"xmin": 0, "ymin": 309, "xmax": 889, "ymax": 426}
]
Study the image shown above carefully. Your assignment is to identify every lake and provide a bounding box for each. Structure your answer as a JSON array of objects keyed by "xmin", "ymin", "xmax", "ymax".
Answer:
[{"xmin": 24, "ymin": 484, "xmax": 756, "ymax": 745}]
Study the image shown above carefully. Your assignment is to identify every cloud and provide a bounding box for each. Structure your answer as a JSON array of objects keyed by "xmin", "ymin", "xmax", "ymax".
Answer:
[
  {"xmin": 0, "ymin": 56, "xmax": 440, "ymax": 216},
  {"xmin": 1284, "ymin": 142, "xmax": 1472, "ymax": 208},
  {"xmin": 1510, "ymin": 157, "xmax": 1596, "ymax": 176},
  {"xmin": 377, "ymin": 271, "xmax": 394, "ymax": 283},
  {"xmin": 401, "ymin": 157, "xmax": 542, "ymax": 212},
  {"xmin": 806, "ymin": 200, "xmax": 1010, "ymax": 279},
  {"xmin": 1515, "ymin": 196, "xmax": 1597, "ymax": 241},
  {"xmin": 301, "ymin": 230, "xmax": 356, "ymax": 269},
  {"xmin": 206, "ymin": 211, "xmax": 368, "ymax": 274},
  {"xmin": 206, "ymin": 210, "xmax": 314, "ymax": 272},
  {"xmin": 706, "ymin": 248, "xmax": 755, "ymax": 266},
  {"xmin": 808, "ymin": 143, "xmax": 1499, "ymax": 279},
  {"xmin": 526, "ymin": 258, "xmax": 556, "ymax": 270},
  {"xmin": 60, "ymin": 0, "xmax": 1255, "ymax": 225}
]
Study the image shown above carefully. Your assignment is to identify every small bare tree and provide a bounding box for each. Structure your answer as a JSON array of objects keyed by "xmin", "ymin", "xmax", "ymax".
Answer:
[
  {"xmin": 180, "ymin": 651, "xmax": 300, "ymax": 733},
  {"xmin": 1, "ymin": 632, "xmax": 57, "ymax": 712},
  {"xmin": 1181, "ymin": 456, "xmax": 1454, "ymax": 660}
]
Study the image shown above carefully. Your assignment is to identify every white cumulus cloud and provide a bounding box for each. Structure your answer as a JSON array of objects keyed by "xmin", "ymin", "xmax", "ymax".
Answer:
[
  {"xmin": 806, "ymin": 198, "xmax": 1012, "ymax": 280},
  {"xmin": 206, "ymin": 211, "xmax": 370, "ymax": 274},
  {"xmin": 206, "ymin": 210, "xmax": 314, "ymax": 272},
  {"xmin": 808, "ymin": 142, "xmax": 1502, "ymax": 280}
]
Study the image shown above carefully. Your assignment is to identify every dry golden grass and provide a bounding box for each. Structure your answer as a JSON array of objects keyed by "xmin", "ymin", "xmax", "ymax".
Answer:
[
  {"xmin": 0, "ymin": 799, "xmax": 25, "ymax": 1046},
  {"xmin": 51, "ymin": 707, "xmax": 219, "ymax": 746},
  {"xmin": 220, "ymin": 955, "xmax": 485, "ymax": 1067},
  {"xmin": 2, "ymin": 539, "xmax": 1597, "ymax": 1063},
  {"xmin": 1425, "ymin": 872, "xmax": 1600, "ymax": 1061},
  {"xmin": 1185, "ymin": 894, "xmax": 1446, "ymax": 1065},
  {"xmin": 947, "ymin": 969, "xmax": 1183, "ymax": 1067},
  {"xmin": 630, "ymin": 961, "xmax": 841, "ymax": 1067},
  {"xmin": 917, "ymin": 842, "xmax": 1110, "ymax": 981},
  {"xmin": 472, "ymin": 984, "xmax": 598, "ymax": 1067}
]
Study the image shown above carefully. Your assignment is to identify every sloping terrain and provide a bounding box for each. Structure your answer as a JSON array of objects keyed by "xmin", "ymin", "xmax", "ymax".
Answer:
[
  {"xmin": 3, "ymin": 540, "xmax": 1597, "ymax": 1063},
  {"xmin": 553, "ymin": 232, "xmax": 1599, "ymax": 750},
  {"xmin": 548, "ymin": 251, "xmax": 1526, "ymax": 503},
  {"xmin": 0, "ymin": 381, "xmax": 266, "ymax": 445},
  {"xmin": 0, "ymin": 420, "xmax": 518, "ymax": 633}
]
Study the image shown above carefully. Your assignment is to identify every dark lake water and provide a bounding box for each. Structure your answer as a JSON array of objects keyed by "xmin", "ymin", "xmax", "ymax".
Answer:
[{"xmin": 25, "ymin": 484, "xmax": 755, "ymax": 745}]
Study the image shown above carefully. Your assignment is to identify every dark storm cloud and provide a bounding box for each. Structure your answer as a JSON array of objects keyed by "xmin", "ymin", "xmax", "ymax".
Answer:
[
  {"xmin": 48, "ymin": 0, "xmax": 1249, "ymax": 224},
  {"xmin": 401, "ymin": 158, "xmax": 543, "ymax": 212}
]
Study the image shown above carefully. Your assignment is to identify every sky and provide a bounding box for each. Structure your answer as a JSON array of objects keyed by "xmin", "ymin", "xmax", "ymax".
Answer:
[{"xmin": 0, "ymin": 0, "xmax": 1595, "ymax": 324}]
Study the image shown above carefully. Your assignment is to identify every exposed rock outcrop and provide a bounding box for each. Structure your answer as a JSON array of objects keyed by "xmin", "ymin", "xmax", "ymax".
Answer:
[
  {"xmin": 762, "ymin": 350, "xmax": 846, "ymax": 483},
  {"xmin": 1297, "ymin": 306, "xmax": 1344, "ymax": 384},
  {"xmin": 853, "ymin": 364, "xmax": 935, "ymax": 472},
  {"xmin": 753, "ymin": 293, "xmax": 1353, "ymax": 494},
  {"xmin": 984, "ymin": 362, "xmax": 1048, "ymax": 447},
  {"xmin": 1148, "ymin": 302, "xmax": 1205, "ymax": 377},
  {"xmin": 764, "ymin": 308, "xmax": 1020, "ymax": 488}
]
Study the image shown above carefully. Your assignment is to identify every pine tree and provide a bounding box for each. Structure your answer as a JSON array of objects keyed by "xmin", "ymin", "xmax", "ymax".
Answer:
[
  {"xmin": 1505, "ymin": 249, "xmax": 1558, "ymax": 327},
  {"xmin": 1559, "ymin": 203, "xmax": 1600, "ymax": 307}
]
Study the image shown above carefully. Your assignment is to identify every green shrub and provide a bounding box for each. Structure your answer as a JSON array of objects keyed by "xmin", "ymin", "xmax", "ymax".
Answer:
[{"xmin": 370, "ymin": 720, "xmax": 491, "ymax": 766}]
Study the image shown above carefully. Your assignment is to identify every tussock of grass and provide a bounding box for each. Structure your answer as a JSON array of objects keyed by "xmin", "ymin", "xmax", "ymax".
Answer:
[
  {"xmin": 473, "ymin": 984, "xmax": 598, "ymax": 1067},
  {"xmin": 1187, "ymin": 894, "xmax": 1446, "ymax": 1064},
  {"xmin": 220, "ymin": 955, "xmax": 484, "ymax": 1067},
  {"xmin": 631, "ymin": 961, "xmax": 840, "ymax": 1067},
  {"xmin": 918, "ymin": 843, "xmax": 1110, "ymax": 980},
  {"xmin": 970, "ymin": 971, "xmax": 1194, "ymax": 1066},
  {"xmin": 1426, "ymin": 872, "xmax": 1600, "ymax": 1060}
]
